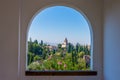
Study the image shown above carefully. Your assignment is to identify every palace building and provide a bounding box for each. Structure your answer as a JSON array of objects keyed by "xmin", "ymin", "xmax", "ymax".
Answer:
[{"xmin": 61, "ymin": 38, "xmax": 68, "ymax": 48}]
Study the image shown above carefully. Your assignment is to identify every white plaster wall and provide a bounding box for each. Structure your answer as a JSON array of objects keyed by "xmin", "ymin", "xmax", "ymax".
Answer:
[
  {"xmin": 104, "ymin": 0, "xmax": 120, "ymax": 80},
  {"xmin": 0, "ymin": 0, "xmax": 104, "ymax": 80},
  {"xmin": 0, "ymin": 0, "xmax": 19, "ymax": 80},
  {"xmin": 20, "ymin": 0, "xmax": 103, "ymax": 80}
]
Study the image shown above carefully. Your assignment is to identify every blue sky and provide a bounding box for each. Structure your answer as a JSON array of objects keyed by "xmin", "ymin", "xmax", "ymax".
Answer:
[{"xmin": 28, "ymin": 6, "xmax": 91, "ymax": 45}]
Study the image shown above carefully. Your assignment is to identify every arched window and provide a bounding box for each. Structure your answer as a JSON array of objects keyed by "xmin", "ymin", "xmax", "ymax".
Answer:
[{"xmin": 26, "ymin": 6, "xmax": 96, "ymax": 76}]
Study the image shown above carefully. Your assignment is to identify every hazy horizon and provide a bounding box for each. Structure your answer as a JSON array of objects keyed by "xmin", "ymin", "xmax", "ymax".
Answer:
[{"xmin": 28, "ymin": 38, "xmax": 90, "ymax": 46}]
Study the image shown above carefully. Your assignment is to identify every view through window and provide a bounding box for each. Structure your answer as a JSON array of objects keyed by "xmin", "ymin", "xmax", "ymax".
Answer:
[{"xmin": 27, "ymin": 6, "xmax": 91, "ymax": 71}]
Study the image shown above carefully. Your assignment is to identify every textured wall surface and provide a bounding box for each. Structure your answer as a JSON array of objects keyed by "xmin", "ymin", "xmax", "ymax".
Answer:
[
  {"xmin": 0, "ymin": 0, "xmax": 19, "ymax": 80},
  {"xmin": 20, "ymin": 0, "xmax": 103, "ymax": 80},
  {"xmin": 104, "ymin": 0, "xmax": 120, "ymax": 80},
  {"xmin": 0, "ymin": 0, "xmax": 104, "ymax": 80}
]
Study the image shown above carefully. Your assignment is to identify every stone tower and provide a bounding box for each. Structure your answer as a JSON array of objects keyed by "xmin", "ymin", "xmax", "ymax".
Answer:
[{"xmin": 62, "ymin": 38, "xmax": 68, "ymax": 48}]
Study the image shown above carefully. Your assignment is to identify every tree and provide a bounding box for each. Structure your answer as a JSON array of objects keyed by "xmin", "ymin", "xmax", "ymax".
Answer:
[
  {"xmin": 28, "ymin": 61, "xmax": 41, "ymax": 70},
  {"xmin": 32, "ymin": 43, "xmax": 41, "ymax": 55},
  {"xmin": 28, "ymin": 38, "xmax": 33, "ymax": 53},
  {"xmin": 82, "ymin": 45, "xmax": 90, "ymax": 55},
  {"xmin": 57, "ymin": 44, "xmax": 62, "ymax": 52},
  {"xmin": 76, "ymin": 43, "xmax": 80, "ymax": 53},
  {"xmin": 34, "ymin": 39, "xmax": 38, "ymax": 44},
  {"xmin": 40, "ymin": 40, "xmax": 43, "ymax": 46},
  {"xmin": 71, "ymin": 49, "xmax": 77, "ymax": 66},
  {"xmin": 52, "ymin": 49, "xmax": 56, "ymax": 54},
  {"xmin": 27, "ymin": 52, "xmax": 34, "ymax": 65},
  {"xmin": 27, "ymin": 38, "xmax": 91, "ymax": 70},
  {"xmin": 67, "ymin": 43, "xmax": 74, "ymax": 53},
  {"xmin": 42, "ymin": 49, "xmax": 47, "ymax": 59},
  {"xmin": 78, "ymin": 51, "xmax": 85, "ymax": 58},
  {"xmin": 58, "ymin": 44, "xmax": 61, "ymax": 49},
  {"xmin": 34, "ymin": 55, "xmax": 41, "ymax": 61}
]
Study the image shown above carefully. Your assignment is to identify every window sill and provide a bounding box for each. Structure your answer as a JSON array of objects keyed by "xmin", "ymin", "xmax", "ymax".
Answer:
[{"xmin": 25, "ymin": 70, "xmax": 97, "ymax": 76}]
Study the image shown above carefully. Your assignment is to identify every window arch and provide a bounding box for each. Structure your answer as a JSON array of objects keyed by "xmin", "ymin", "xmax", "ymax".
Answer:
[{"xmin": 26, "ymin": 6, "xmax": 95, "ymax": 75}]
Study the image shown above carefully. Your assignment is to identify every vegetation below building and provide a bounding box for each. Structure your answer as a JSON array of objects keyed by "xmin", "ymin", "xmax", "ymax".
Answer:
[{"xmin": 27, "ymin": 38, "xmax": 91, "ymax": 71}]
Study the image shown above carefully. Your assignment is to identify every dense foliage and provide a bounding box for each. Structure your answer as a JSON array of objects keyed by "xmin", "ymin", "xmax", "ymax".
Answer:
[{"xmin": 27, "ymin": 38, "xmax": 91, "ymax": 71}]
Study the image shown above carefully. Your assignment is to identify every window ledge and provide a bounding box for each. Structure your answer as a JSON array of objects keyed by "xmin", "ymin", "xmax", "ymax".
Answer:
[{"xmin": 25, "ymin": 70, "xmax": 97, "ymax": 76}]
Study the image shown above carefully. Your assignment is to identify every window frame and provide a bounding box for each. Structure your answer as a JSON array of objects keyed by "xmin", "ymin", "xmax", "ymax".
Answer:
[
  {"xmin": 24, "ymin": 6, "xmax": 97, "ymax": 76},
  {"xmin": 25, "ymin": 70, "xmax": 97, "ymax": 76},
  {"xmin": 18, "ymin": 1, "xmax": 104, "ymax": 79}
]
